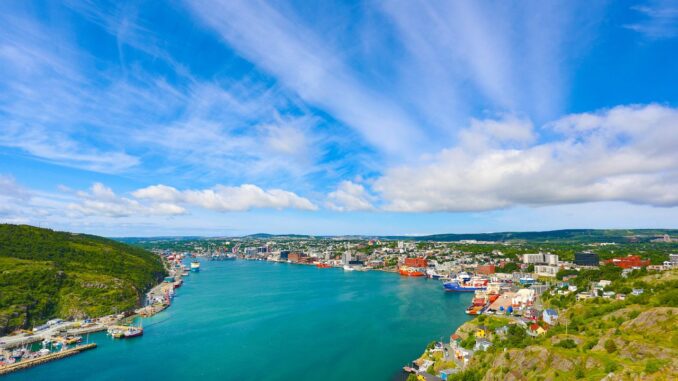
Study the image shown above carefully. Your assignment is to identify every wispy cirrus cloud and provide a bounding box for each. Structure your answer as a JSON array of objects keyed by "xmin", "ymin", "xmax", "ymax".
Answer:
[
  {"xmin": 0, "ymin": 4, "xmax": 367, "ymax": 185},
  {"xmin": 625, "ymin": 0, "xmax": 678, "ymax": 39}
]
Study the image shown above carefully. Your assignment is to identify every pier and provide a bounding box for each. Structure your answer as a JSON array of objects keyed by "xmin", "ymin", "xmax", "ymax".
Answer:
[{"xmin": 0, "ymin": 344, "xmax": 97, "ymax": 376}]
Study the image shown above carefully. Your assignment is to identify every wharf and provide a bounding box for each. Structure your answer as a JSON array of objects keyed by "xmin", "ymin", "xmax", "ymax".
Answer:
[{"xmin": 0, "ymin": 343, "xmax": 97, "ymax": 376}]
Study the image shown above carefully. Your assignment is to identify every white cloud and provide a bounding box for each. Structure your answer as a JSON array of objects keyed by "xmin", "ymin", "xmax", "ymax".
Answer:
[
  {"xmin": 625, "ymin": 1, "xmax": 678, "ymax": 39},
  {"xmin": 374, "ymin": 104, "xmax": 678, "ymax": 212},
  {"xmin": 184, "ymin": 0, "xmax": 426, "ymax": 156},
  {"xmin": 69, "ymin": 183, "xmax": 186, "ymax": 217},
  {"xmin": 134, "ymin": 184, "xmax": 318, "ymax": 212},
  {"xmin": 326, "ymin": 181, "xmax": 375, "ymax": 212}
]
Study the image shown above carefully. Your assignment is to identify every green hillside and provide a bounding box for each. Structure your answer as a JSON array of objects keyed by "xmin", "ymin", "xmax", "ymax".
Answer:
[
  {"xmin": 0, "ymin": 224, "xmax": 167, "ymax": 334},
  {"xmin": 438, "ymin": 270, "xmax": 678, "ymax": 380}
]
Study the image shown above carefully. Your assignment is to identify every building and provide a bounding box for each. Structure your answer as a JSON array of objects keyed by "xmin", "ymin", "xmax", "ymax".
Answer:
[
  {"xmin": 341, "ymin": 251, "xmax": 352, "ymax": 265},
  {"xmin": 544, "ymin": 254, "xmax": 559, "ymax": 265},
  {"xmin": 476, "ymin": 264, "xmax": 496, "ymax": 275},
  {"xmin": 523, "ymin": 252, "xmax": 559, "ymax": 266},
  {"xmin": 543, "ymin": 309, "xmax": 559, "ymax": 325},
  {"xmin": 523, "ymin": 253, "xmax": 545, "ymax": 264},
  {"xmin": 604, "ymin": 255, "xmax": 650, "ymax": 269},
  {"xmin": 534, "ymin": 265, "xmax": 559, "ymax": 277},
  {"xmin": 279, "ymin": 250, "xmax": 290, "ymax": 260},
  {"xmin": 574, "ymin": 252, "xmax": 599, "ymax": 267}
]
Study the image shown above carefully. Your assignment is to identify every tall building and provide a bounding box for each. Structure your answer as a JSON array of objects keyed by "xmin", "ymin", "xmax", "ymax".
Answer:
[
  {"xmin": 544, "ymin": 254, "xmax": 559, "ymax": 266},
  {"xmin": 574, "ymin": 252, "xmax": 599, "ymax": 267},
  {"xmin": 342, "ymin": 251, "xmax": 352, "ymax": 265}
]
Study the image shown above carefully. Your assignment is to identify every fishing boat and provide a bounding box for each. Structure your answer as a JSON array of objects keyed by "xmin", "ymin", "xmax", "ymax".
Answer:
[
  {"xmin": 190, "ymin": 260, "xmax": 200, "ymax": 272},
  {"xmin": 443, "ymin": 275, "xmax": 489, "ymax": 292}
]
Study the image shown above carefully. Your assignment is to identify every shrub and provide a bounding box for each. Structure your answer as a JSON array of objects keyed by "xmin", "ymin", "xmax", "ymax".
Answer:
[
  {"xmin": 555, "ymin": 339, "xmax": 577, "ymax": 349},
  {"xmin": 605, "ymin": 362, "xmax": 618, "ymax": 373},
  {"xmin": 645, "ymin": 359, "xmax": 663, "ymax": 373},
  {"xmin": 604, "ymin": 339, "xmax": 617, "ymax": 353}
]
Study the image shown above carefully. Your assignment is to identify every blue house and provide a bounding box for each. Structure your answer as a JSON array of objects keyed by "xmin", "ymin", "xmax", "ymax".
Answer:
[{"xmin": 543, "ymin": 309, "xmax": 559, "ymax": 325}]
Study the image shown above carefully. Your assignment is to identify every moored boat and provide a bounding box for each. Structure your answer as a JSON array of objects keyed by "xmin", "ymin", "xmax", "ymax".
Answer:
[
  {"xmin": 443, "ymin": 275, "xmax": 489, "ymax": 292},
  {"xmin": 190, "ymin": 260, "xmax": 200, "ymax": 272}
]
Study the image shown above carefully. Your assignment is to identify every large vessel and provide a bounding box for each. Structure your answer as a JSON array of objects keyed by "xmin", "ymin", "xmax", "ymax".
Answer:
[
  {"xmin": 190, "ymin": 260, "xmax": 200, "ymax": 272},
  {"xmin": 443, "ymin": 274, "xmax": 489, "ymax": 292},
  {"xmin": 399, "ymin": 257, "xmax": 427, "ymax": 277}
]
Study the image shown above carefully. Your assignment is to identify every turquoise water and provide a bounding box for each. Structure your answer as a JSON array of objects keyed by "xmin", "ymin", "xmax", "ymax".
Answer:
[{"xmin": 7, "ymin": 260, "xmax": 471, "ymax": 381}]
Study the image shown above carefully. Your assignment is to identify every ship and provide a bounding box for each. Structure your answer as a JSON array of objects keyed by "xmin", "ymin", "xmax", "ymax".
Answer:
[
  {"xmin": 398, "ymin": 266, "xmax": 425, "ymax": 277},
  {"xmin": 399, "ymin": 257, "xmax": 427, "ymax": 277},
  {"xmin": 190, "ymin": 260, "xmax": 200, "ymax": 272},
  {"xmin": 107, "ymin": 325, "xmax": 143, "ymax": 339},
  {"xmin": 443, "ymin": 274, "xmax": 489, "ymax": 292}
]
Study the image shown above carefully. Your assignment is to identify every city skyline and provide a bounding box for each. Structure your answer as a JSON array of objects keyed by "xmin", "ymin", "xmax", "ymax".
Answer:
[{"xmin": 1, "ymin": 1, "xmax": 677, "ymax": 236}]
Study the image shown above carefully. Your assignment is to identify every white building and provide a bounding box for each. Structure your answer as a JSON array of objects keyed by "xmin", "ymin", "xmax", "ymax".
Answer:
[
  {"xmin": 523, "ymin": 253, "xmax": 545, "ymax": 264},
  {"xmin": 534, "ymin": 265, "xmax": 559, "ymax": 277}
]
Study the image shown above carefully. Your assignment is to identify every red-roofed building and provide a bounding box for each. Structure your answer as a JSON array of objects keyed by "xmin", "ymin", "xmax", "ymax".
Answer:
[{"xmin": 604, "ymin": 255, "xmax": 650, "ymax": 269}]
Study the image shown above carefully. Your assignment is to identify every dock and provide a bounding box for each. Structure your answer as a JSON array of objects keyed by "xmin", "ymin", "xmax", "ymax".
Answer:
[{"xmin": 0, "ymin": 343, "xmax": 97, "ymax": 375}]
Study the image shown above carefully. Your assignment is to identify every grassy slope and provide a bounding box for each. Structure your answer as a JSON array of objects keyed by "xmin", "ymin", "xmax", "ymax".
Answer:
[
  {"xmin": 0, "ymin": 224, "xmax": 166, "ymax": 334},
  {"xmin": 444, "ymin": 271, "xmax": 678, "ymax": 381}
]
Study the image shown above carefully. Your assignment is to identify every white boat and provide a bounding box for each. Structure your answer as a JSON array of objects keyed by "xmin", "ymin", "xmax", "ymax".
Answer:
[
  {"xmin": 190, "ymin": 260, "xmax": 200, "ymax": 272},
  {"xmin": 343, "ymin": 265, "xmax": 355, "ymax": 271}
]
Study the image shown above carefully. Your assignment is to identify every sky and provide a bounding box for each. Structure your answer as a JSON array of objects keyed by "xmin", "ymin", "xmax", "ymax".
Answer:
[{"xmin": 0, "ymin": 0, "xmax": 677, "ymax": 237}]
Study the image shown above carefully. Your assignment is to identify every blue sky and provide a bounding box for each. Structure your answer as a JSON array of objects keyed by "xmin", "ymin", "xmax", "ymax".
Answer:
[{"xmin": 0, "ymin": 0, "xmax": 677, "ymax": 236}]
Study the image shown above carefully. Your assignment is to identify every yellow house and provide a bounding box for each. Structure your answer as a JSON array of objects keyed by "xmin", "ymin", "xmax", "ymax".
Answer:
[{"xmin": 475, "ymin": 325, "xmax": 488, "ymax": 338}]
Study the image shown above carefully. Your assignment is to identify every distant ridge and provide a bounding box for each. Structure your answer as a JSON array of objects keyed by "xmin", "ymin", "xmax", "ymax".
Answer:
[
  {"xmin": 114, "ymin": 229, "xmax": 677, "ymax": 243},
  {"xmin": 387, "ymin": 228, "xmax": 678, "ymax": 243}
]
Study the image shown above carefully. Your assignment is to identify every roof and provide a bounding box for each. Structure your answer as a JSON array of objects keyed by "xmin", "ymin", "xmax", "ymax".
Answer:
[
  {"xmin": 544, "ymin": 309, "xmax": 558, "ymax": 315},
  {"xmin": 450, "ymin": 334, "xmax": 461, "ymax": 340},
  {"xmin": 529, "ymin": 323, "xmax": 541, "ymax": 330}
]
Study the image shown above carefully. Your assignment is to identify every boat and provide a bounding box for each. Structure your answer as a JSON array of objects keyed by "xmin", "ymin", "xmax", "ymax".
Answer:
[
  {"xmin": 343, "ymin": 265, "xmax": 355, "ymax": 271},
  {"xmin": 443, "ymin": 275, "xmax": 489, "ymax": 292},
  {"xmin": 316, "ymin": 263, "xmax": 332, "ymax": 268},
  {"xmin": 399, "ymin": 266, "xmax": 425, "ymax": 277},
  {"xmin": 108, "ymin": 325, "xmax": 143, "ymax": 339},
  {"xmin": 190, "ymin": 260, "xmax": 200, "ymax": 272},
  {"xmin": 426, "ymin": 268, "xmax": 444, "ymax": 279}
]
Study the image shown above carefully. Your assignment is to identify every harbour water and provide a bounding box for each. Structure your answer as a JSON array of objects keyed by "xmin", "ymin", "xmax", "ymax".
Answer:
[{"xmin": 6, "ymin": 260, "xmax": 471, "ymax": 381}]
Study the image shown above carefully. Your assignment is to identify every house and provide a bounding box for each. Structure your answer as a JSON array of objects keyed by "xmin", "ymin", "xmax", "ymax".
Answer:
[
  {"xmin": 528, "ymin": 323, "xmax": 547, "ymax": 336},
  {"xmin": 602, "ymin": 291, "xmax": 616, "ymax": 299},
  {"xmin": 475, "ymin": 325, "xmax": 488, "ymax": 338},
  {"xmin": 631, "ymin": 288, "xmax": 644, "ymax": 296},
  {"xmin": 453, "ymin": 347, "xmax": 474, "ymax": 364},
  {"xmin": 450, "ymin": 334, "xmax": 462, "ymax": 348},
  {"xmin": 495, "ymin": 325, "xmax": 509, "ymax": 337},
  {"xmin": 542, "ymin": 309, "xmax": 559, "ymax": 325},
  {"xmin": 474, "ymin": 338, "xmax": 493, "ymax": 351},
  {"xmin": 440, "ymin": 368, "xmax": 459, "ymax": 381}
]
